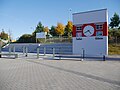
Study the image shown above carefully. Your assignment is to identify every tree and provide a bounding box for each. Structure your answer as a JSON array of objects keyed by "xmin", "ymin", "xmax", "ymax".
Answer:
[
  {"xmin": 109, "ymin": 13, "xmax": 120, "ymax": 28},
  {"xmin": 44, "ymin": 26, "xmax": 49, "ymax": 38},
  {"xmin": 44, "ymin": 26, "xmax": 49, "ymax": 33},
  {"xmin": 0, "ymin": 30, "xmax": 8, "ymax": 40},
  {"xmin": 108, "ymin": 28, "xmax": 120, "ymax": 44},
  {"xmin": 17, "ymin": 34, "xmax": 35, "ymax": 43},
  {"xmin": 55, "ymin": 23, "xmax": 65, "ymax": 37},
  {"xmin": 50, "ymin": 26, "xmax": 57, "ymax": 36},
  {"xmin": 64, "ymin": 21, "xmax": 73, "ymax": 37},
  {"xmin": 32, "ymin": 22, "xmax": 44, "ymax": 37}
]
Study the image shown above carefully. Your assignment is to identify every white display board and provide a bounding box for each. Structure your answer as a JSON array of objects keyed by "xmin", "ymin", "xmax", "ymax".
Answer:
[
  {"xmin": 36, "ymin": 32, "xmax": 46, "ymax": 38},
  {"xmin": 72, "ymin": 9, "xmax": 108, "ymax": 56}
]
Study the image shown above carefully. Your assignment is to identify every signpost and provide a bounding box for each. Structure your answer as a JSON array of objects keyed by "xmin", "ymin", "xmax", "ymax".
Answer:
[
  {"xmin": 36, "ymin": 32, "xmax": 46, "ymax": 43},
  {"xmin": 72, "ymin": 9, "xmax": 108, "ymax": 57}
]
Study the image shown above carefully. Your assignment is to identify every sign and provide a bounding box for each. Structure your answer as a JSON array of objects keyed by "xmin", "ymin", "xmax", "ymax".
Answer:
[
  {"xmin": 72, "ymin": 9, "xmax": 108, "ymax": 56},
  {"xmin": 36, "ymin": 32, "xmax": 46, "ymax": 39}
]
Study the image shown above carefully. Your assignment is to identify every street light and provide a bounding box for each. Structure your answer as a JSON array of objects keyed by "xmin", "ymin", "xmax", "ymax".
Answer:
[
  {"xmin": 69, "ymin": 8, "xmax": 72, "ymax": 20},
  {"xmin": 30, "ymin": 27, "xmax": 37, "ymax": 43}
]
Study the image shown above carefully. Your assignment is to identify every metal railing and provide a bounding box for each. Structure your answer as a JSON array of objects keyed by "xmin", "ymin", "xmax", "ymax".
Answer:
[{"xmin": 1, "ymin": 45, "xmax": 107, "ymax": 61}]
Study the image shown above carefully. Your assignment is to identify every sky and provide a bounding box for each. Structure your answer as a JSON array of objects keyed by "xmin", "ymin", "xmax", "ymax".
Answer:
[{"xmin": 0, "ymin": 0, "xmax": 120, "ymax": 40}]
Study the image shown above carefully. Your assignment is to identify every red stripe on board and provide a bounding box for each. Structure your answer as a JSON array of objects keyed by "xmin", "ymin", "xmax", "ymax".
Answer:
[
  {"xmin": 72, "ymin": 25, "xmax": 76, "ymax": 37},
  {"xmin": 73, "ymin": 22, "xmax": 108, "ymax": 37},
  {"xmin": 103, "ymin": 22, "xmax": 108, "ymax": 36}
]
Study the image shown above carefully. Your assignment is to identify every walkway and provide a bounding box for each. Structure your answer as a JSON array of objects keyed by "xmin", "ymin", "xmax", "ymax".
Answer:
[{"xmin": 0, "ymin": 56, "xmax": 120, "ymax": 90}]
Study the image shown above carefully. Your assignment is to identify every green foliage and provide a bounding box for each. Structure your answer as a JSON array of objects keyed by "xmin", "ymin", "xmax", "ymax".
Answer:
[
  {"xmin": 108, "ymin": 28, "xmax": 120, "ymax": 43},
  {"xmin": 109, "ymin": 28, "xmax": 120, "ymax": 37},
  {"xmin": 0, "ymin": 30, "xmax": 8, "ymax": 40},
  {"xmin": 109, "ymin": 13, "xmax": 120, "ymax": 28},
  {"xmin": 50, "ymin": 26, "xmax": 57, "ymax": 36},
  {"xmin": 109, "ymin": 13, "xmax": 120, "ymax": 44},
  {"xmin": 17, "ymin": 22, "xmax": 47, "ymax": 43},
  {"xmin": 17, "ymin": 34, "xmax": 36, "ymax": 43},
  {"xmin": 109, "ymin": 44, "xmax": 120, "ymax": 55},
  {"xmin": 32, "ymin": 22, "xmax": 44, "ymax": 37},
  {"xmin": 64, "ymin": 21, "xmax": 73, "ymax": 37},
  {"xmin": 16, "ymin": 13, "xmax": 120, "ymax": 44}
]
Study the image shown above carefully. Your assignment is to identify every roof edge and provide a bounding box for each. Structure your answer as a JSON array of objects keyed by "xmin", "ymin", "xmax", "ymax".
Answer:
[{"xmin": 73, "ymin": 8, "xmax": 107, "ymax": 15}]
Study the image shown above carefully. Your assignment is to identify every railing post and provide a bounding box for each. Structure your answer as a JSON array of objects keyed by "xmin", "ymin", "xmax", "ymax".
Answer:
[
  {"xmin": 53, "ymin": 48, "xmax": 55, "ymax": 59},
  {"xmin": 44, "ymin": 47, "xmax": 46, "ymax": 56},
  {"xmin": 23, "ymin": 46, "xmax": 25, "ymax": 55},
  {"xmin": 9, "ymin": 46, "xmax": 11, "ymax": 54},
  {"xmin": 13, "ymin": 46, "xmax": 15, "ymax": 53},
  {"xmin": 25, "ymin": 47, "xmax": 28, "ymax": 57},
  {"xmin": 37, "ymin": 47, "xmax": 39, "ymax": 59}
]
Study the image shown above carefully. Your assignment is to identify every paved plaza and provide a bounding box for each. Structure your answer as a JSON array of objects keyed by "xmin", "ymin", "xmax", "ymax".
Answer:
[{"xmin": 0, "ymin": 55, "xmax": 120, "ymax": 90}]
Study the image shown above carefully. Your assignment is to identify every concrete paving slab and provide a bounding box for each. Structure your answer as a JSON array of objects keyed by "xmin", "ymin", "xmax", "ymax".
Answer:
[{"xmin": 0, "ymin": 56, "xmax": 120, "ymax": 90}]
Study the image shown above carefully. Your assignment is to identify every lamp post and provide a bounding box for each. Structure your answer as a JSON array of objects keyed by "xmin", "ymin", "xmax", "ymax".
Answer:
[
  {"xmin": 69, "ymin": 8, "xmax": 72, "ymax": 20},
  {"xmin": 30, "ymin": 27, "xmax": 37, "ymax": 43}
]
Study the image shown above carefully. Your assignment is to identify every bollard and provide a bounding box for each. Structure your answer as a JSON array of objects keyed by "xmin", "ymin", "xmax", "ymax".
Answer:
[
  {"xmin": 13, "ymin": 46, "xmax": 15, "ymax": 53},
  {"xmin": 82, "ymin": 48, "xmax": 85, "ymax": 61},
  {"xmin": 25, "ymin": 47, "xmax": 28, "ymax": 57},
  {"xmin": 44, "ymin": 47, "xmax": 46, "ymax": 56},
  {"xmin": 83, "ymin": 49, "xmax": 85, "ymax": 59},
  {"xmin": 23, "ymin": 46, "xmax": 25, "ymax": 55},
  {"xmin": 103, "ymin": 55, "xmax": 106, "ymax": 61},
  {"xmin": 53, "ymin": 48, "xmax": 55, "ymax": 59},
  {"xmin": 37, "ymin": 48, "xmax": 39, "ymax": 59},
  {"xmin": 9, "ymin": 47, "xmax": 11, "ymax": 54}
]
